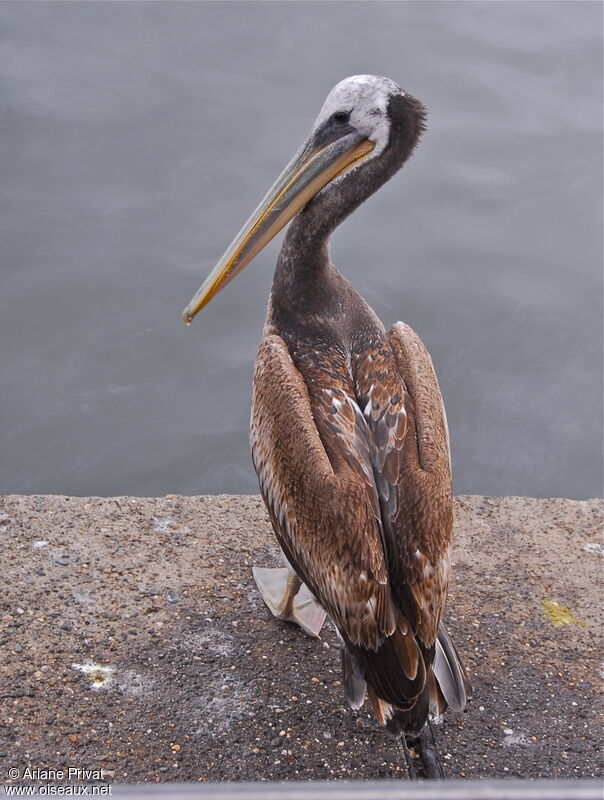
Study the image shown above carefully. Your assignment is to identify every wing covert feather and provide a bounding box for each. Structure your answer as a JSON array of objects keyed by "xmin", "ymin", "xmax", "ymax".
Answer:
[
  {"xmin": 384, "ymin": 321, "xmax": 454, "ymax": 646},
  {"xmin": 250, "ymin": 334, "xmax": 396, "ymax": 649},
  {"xmin": 250, "ymin": 325, "xmax": 466, "ymax": 718}
]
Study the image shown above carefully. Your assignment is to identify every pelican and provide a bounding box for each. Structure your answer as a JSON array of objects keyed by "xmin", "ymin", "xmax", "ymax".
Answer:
[{"xmin": 183, "ymin": 75, "xmax": 470, "ymax": 775}]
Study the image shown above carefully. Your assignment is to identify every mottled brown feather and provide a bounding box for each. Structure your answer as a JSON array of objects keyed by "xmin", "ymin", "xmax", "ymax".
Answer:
[
  {"xmin": 250, "ymin": 320, "xmax": 467, "ymax": 728},
  {"xmin": 250, "ymin": 334, "xmax": 396, "ymax": 651}
]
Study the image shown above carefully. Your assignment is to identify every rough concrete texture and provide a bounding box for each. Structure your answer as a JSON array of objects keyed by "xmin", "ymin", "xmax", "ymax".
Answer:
[{"xmin": 0, "ymin": 494, "xmax": 602, "ymax": 786}]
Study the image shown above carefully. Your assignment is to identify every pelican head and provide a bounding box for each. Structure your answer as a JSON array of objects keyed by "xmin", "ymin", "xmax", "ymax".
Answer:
[
  {"xmin": 183, "ymin": 75, "xmax": 425, "ymax": 324},
  {"xmin": 313, "ymin": 74, "xmax": 403, "ymax": 161}
]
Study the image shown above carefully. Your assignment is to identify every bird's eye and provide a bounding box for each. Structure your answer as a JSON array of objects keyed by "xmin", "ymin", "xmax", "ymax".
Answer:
[{"xmin": 331, "ymin": 111, "xmax": 350, "ymax": 125}]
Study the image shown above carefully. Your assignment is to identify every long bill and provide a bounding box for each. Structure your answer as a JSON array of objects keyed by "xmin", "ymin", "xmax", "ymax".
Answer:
[{"xmin": 182, "ymin": 131, "xmax": 375, "ymax": 324}]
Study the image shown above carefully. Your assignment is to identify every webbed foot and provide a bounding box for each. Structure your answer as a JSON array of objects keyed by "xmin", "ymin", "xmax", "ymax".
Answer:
[{"xmin": 252, "ymin": 566, "xmax": 326, "ymax": 638}]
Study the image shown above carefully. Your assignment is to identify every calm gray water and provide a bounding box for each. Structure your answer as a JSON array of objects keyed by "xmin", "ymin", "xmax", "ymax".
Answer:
[{"xmin": 1, "ymin": 2, "xmax": 602, "ymax": 499}]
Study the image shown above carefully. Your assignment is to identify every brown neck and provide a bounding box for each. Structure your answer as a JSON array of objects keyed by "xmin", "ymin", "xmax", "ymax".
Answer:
[{"xmin": 269, "ymin": 92, "xmax": 427, "ymax": 344}]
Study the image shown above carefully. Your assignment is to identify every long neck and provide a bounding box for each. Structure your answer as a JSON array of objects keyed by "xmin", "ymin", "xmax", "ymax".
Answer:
[{"xmin": 270, "ymin": 93, "xmax": 426, "ymax": 317}]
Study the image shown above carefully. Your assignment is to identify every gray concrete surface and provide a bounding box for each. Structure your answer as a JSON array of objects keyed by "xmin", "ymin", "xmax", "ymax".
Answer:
[{"xmin": 0, "ymin": 494, "xmax": 602, "ymax": 786}]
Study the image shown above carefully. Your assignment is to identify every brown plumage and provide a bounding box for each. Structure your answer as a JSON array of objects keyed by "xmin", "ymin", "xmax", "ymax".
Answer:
[
  {"xmin": 251, "ymin": 310, "xmax": 469, "ymax": 736},
  {"xmin": 183, "ymin": 75, "xmax": 471, "ymax": 744}
]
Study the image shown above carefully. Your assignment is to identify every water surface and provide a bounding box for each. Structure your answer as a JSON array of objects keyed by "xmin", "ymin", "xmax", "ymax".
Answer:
[{"xmin": 1, "ymin": 2, "xmax": 602, "ymax": 498}]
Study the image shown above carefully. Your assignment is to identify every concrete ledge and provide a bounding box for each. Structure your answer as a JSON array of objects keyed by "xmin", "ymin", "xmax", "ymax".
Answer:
[{"xmin": 0, "ymin": 495, "xmax": 602, "ymax": 784}]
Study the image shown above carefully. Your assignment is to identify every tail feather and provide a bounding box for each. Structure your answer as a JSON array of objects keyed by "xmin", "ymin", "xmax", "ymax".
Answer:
[
  {"xmin": 433, "ymin": 624, "xmax": 472, "ymax": 712},
  {"xmin": 341, "ymin": 622, "xmax": 470, "ymax": 736},
  {"xmin": 388, "ymin": 681, "xmax": 431, "ymax": 738},
  {"xmin": 350, "ymin": 627, "xmax": 426, "ymax": 711},
  {"xmin": 427, "ymin": 667, "xmax": 448, "ymax": 716},
  {"xmin": 341, "ymin": 647, "xmax": 366, "ymax": 709},
  {"xmin": 367, "ymin": 685, "xmax": 394, "ymax": 728}
]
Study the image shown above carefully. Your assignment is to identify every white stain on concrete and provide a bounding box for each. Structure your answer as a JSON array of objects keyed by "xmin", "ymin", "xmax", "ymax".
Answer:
[
  {"xmin": 502, "ymin": 728, "xmax": 532, "ymax": 747},
  {"xmin": 152, "ymin": 516, "xmax": 192, "ymax": 535},
  {"xmin": 72, "ymin": 661, "xmax": 114, "ymax": 689}
]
